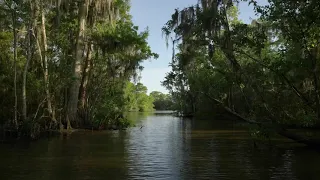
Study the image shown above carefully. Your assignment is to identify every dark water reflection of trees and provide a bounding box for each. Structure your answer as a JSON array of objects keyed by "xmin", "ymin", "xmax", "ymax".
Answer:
[{"xmin": 0, "ymin": 113, "xmax": 319, "ymax": 180}]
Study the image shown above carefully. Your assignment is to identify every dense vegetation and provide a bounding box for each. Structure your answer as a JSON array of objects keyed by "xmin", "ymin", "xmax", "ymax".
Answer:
[
  {"xmin": 149, "ymin": 91, "xmax": 173, "ymax": 110},
  {"xmin": 0, "ymin": 0, "xmax": 158, "ymax": 137},
  {"xmin": 1, "ymin": 0, "xmax": 320, "ymax": 147},
  {"xmin": 162, "ymin": 0, "xmax": 320, "ymax": 146},
  {"xmin": 124, "ymin": 82, "xmax": 155, "ymax": 112}
]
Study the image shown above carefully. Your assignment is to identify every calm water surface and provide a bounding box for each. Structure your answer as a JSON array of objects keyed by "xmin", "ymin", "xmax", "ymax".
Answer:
[{"xmin": 1, "ymin": 112, "xmax": 320, "ymax": 180}]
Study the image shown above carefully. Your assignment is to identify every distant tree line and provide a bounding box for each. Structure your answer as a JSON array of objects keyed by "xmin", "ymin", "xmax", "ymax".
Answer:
[
  {"xmin": 149, "ymin": 91, "xmax": 174, "ymax": 110},
  {"xmin": 124, "ymin": 82, "xmax": 155, "ymax": 112}
]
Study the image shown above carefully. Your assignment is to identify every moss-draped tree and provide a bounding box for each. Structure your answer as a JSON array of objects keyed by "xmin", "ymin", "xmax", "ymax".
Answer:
[
  {"xmin": 162, "ymin": 0, "xmax": 320, "ymax": 146},
  {"xmin": 0, "ymin": 0, "xmax": 158, "ymax": 137}
]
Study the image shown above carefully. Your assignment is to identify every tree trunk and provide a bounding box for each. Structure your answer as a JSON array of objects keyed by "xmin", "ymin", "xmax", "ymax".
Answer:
[
  {"xmin": 40, "ymin": 2, "xmax": 56, "ymax": 123},
  {"xmin": 22, "ymin": 27, "xmax": 32, "ymax": 121},
  {"xmin": 12, "ymin": 9, "xmax": 18, "ymax": 129},
  {"xmin": 313, "ymin": 71, "xmax": 320, "ymax": 122},
  {"xmin": 67, "ymin": 0, "xmax": 89, "ymax": 126},
  {"xmin": 310, "ymin": 48, "xmax": 320, "ymax": 123},
  {"xmin": 55, "ymin": 0, "xmax": 61, "ymax": 27},
  {"xmin": 32, "ymin": 1, "xmax": 56, "ymax": 124},
  {"xmin": 79, "ymin": 43, "xmax": 93, "ymax": 109},
  {"xmin": 201, "ymin": 91, "xmax": 320, "ymax": 147}
]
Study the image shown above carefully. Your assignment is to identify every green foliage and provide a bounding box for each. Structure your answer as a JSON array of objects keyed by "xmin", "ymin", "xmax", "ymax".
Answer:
[
  {"xmin": 0, "ymin": 0, "xmax": 157, "ymax": 135},
  {"xmin": 123, "ymin": 82, "xmax": 154, "ymax": 112},
  {"xmin": 162, "ymin": 0, "xmax": 320, "ymax": 127},
  {"xmin": 137, "ymin": 93, "xmax": 154, "ymax": 112},
  {"xmin": 149, "ymin": 91, "xmax": 174, "ymax": 110},
  {"xmin": 123, "ymin": 81, "xmax": 138, "ymax": 111},
  {"xmin": 90, "ymin": 80, "xmax": 154, "ymax": 129}
]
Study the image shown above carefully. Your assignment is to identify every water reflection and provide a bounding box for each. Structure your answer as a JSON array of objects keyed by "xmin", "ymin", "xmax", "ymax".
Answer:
[
  {"xmin": 0, "ymin": 112, "xmax": 320, "ymax": 180},
  {"xmin": 126, "ymin": 114, "xmax": 184, "ymax": 179}
]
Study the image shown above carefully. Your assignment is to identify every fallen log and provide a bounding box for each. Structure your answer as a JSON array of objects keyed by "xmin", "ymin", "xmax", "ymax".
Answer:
[
  {"xmin": 278, "ymin": 129, "xmax": 320, "ymax": 148},
  {"xmin": 200, "ymin": 91, "xmax": 320, "ymax": 147}
]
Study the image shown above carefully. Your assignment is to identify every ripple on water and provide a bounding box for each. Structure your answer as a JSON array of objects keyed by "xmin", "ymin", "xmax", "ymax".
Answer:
[{"xmin": 0, "ymin": 113, "xmax": 320, "ymax": 180}]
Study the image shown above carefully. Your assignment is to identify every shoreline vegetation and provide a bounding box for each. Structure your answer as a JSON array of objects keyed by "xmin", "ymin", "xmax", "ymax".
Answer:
[
  {"xmin": 0, "ymin": 110, "xmax": 175, "ymax": 142},
  {"xmin": 1, "ymin": 0, "xmax": 320, "ymax": 150},
  {"xmin": 161, "ymin": 0, "xmax": 320, "ymax": 148},
  {"xmin": 0, "ymin": 0, "xmax": 167, "ymax": 139}
]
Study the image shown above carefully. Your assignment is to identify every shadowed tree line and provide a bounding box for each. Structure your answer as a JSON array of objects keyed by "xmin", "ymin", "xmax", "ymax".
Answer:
[
  {"xmin": 0, "ymin": 0, "xmax": 157, "ymax": 138},
  {"xmin": 149, "ymin": 91, "xmax": 174, "ymax": 110},
  {"xmin": 162, "ymin": 0, "xmax": 320, "ymax": 147}
]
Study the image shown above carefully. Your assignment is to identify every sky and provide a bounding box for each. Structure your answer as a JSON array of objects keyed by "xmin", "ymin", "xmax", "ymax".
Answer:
[{"xmin": 129, "ymin": 0, "xmax": 266, "ymax": 94}]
